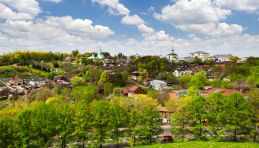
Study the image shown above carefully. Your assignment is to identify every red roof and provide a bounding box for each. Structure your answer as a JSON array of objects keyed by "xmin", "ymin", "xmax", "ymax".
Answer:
[{"xmin": 128, "ymin": 86, "xmax": 140, "ymax": 92}]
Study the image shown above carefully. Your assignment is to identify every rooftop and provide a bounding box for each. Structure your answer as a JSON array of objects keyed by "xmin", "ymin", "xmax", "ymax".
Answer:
[{"xmin": 190, "ymin": 51, "xmax": 209, "ymax": 55}]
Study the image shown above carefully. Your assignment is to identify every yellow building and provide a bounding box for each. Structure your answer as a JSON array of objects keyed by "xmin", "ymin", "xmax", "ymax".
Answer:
[{"xmin": 190, "ymin": 51, "xmax": 210, "ymax": 59}]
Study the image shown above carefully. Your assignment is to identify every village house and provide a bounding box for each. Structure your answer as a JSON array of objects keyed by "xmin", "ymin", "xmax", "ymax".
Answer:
[
  {"xmin": 131, "ymin": 71, "xmax": 139, "ymax": 80},
  {"xmin": 53, "ymin": 75, "xmax": 70, "ymax": 86},
  {"xmin": 121, "ymin": 85, "xmax": 144, "ymax": 97},
  {"xmin": 173, "ymin": 69, "xmax": 193, "ymax": 77},
  {"xmin": 150, "ymin": 80, "xmax": 168, "ymax": 90},
  {"xmin": 29, "ymin": 77, "xmax": 46, "ymax": 88},
  {"xmin": 0, "ymin": 81, "xmax": 17, "ymax": 100},
  {"xmin": 158, "ymin": 107, "xmax": 172, "ymax": 124},
  {"xmin": 169, "ymin": 90, "xmax": 188, "ymax": 100},
  {"xmin": 201, "ymin": 86, "xmax": 245, "ymax": 96},
  {"xmin": 7, "ymin": 77, "xmax": 25, "ymax": 86},
  {"xmin": 211, "ymin": 54, "xmax": 232, "ymax": 63}
]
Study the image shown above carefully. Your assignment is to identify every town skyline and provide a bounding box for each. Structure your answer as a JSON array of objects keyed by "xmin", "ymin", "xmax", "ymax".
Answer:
[{"xmin": 0, "ymin": 0, "xmax": 259, "ymax": 57}]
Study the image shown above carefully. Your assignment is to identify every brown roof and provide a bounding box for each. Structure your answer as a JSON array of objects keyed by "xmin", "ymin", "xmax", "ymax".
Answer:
[
  {"xmin": 158, "ymin": 107, "xmax": 169, "ymax": 112},
  {"xmin": 201, "ymin": 88, "xmax": 241, "ymax": 95},
  {"xmin": 128, "ymin": 86, "xmax": 141, "ymax": 92}
]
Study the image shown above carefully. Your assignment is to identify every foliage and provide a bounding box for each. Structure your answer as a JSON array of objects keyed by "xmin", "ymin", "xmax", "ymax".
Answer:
[
  {"xmin": 188, "ymin": 71, "xmax": 208, "ymax": 89},
  {"xmin": 98, "ymin": 71, "xmax": 110, "ymax": 86},
  {"xmin": 71, "ymin": 86, "xmax": 98, "ymax": 102}
]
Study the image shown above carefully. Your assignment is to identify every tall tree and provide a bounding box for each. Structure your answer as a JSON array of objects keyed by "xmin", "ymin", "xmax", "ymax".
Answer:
[
  {"xmin": 55, "ymin": 104, "xmax": 73, "ymax": 148},
  {"xmin": 138, "ymin": 105, "xmax": 162, "ymax": 144},
  {"xmin": 16, "ymin": 110, "xmax": 33, "ymax": 147},
  {"xmin": 90, "ymin": 101, "xmax": 112, "ymax": 148},
  {"xmin": 248, "ymin": 88, "xmax": 259, "ymax": 142},
  {"xmin": 74, "ymin": 99, "xmax": 92, "ymax": 147},
  {"xmin": 110, "ymin": 104, "xmax": 128, "ymax": 148},
  {"xmin": 0, "ymin": 118, "xmax": 18, "ymax": 147},
  {"xmin": 188, "ymin": 96, "xmax": 208, "ymax": 140},
  {"xmin": 224, "ymin": 93, "xmax": 252, "ymax": 141}
]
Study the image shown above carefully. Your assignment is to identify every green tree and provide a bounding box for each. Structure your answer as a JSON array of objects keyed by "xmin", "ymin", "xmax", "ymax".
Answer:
[
  {"xmin": 55, "ymin": 104, "xmax": 73, "ymax": 148},
  {"xmin": 248, "ymin": 89, "xmax": 259, "ymax": 142},
  {"xmin": 188, "ymin": 71, "xmax": 208, "ymax": 89},
  {"xmin": 138, "ymin": 68, "xmax": 148, "ymax": 83},
  {"xmin": 188, "ymin": 96, "xmax": 208, "ymax": 140},
  {"xmin": 247, "ymin": 66, "xmax": 259, "ymax": 87},
  {"xmin": 104, "ymin": 82, "xmax": 113, "ymax": 96},
  {"xmin": 74, "ymin": 100, "xmax": 92, "ymax": 147},
  {"xmin": 16, "ymin": 110, "xmax": 33, "ymax": 147},
  {"xmin": 71, "ymin": 76, "xmax": 85, "ymax": 86},
  {"xmin": 110, "ymin": 104, "xmax": 128, "ymax": 148},
  {"xmin": 206, "ymin": 93, "xmax": 227, "ymax": 141},
  {"xmin": 31, "ymin": 104, "xmax": 58, "ymax": 146},
  {"xmin": 90, "ymin": 101, "xmax": 112, "ymax": 148},
  {"xmin": 129, "ymin": 109, "xmax": 140, "ymax": 146},
  {"xmin": 0, "ymin": 118, "xmax": 18, "ymax": 147},
  {"xmin": 71, "ymin": 86, "xmax": 98, "ymax": 102},
  {"xmin": 224, "ymin": 93, "xmax": 252, "ymax": 141},
  {"xmin": 98, "ymin": 71, "xmax": 109, "ymax": 86},
  {"xmin": 138, "ymin": 105, "xmax": 162, "ymax": 144}
]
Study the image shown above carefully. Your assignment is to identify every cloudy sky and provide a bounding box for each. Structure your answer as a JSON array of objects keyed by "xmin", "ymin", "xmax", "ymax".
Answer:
[{"xmin": 0, "ymin": 0, "xmax": 259, "ymax": 57}]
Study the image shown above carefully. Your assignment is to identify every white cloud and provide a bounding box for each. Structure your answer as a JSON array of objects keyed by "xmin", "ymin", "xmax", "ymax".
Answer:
[
  {"xmin": 1, "ymin": 0, "xmax": 41, "ymax": 17},
  {"xmin": 44, "ymin": 16, "xmax": 114, "ymax": 38},
  {"xmin": 0, "ymin": 3, "xmax": 35, "ymax": 20},
  {"xmin": 121, "ymin": 15, "xmax": 155, "ymax": 34},
  {"xmin": 91, "ymin": 0, "xmax": 130, "ymax": 15},
  {"xmin": 155, "ymin": 0, "xmax": 231, "ymax": 25},
  {"xmin": 154, "ymin": 0, "xmax": 244, "ymax": 37},
  {"xmin": 43, "ymin": 0, "xmax": 63, "ymax": 3},
  {"xmin": 137, "ymin": 24, "xmax": 155, "ymax": 34},
  {"xmin": 215, "ymin": 0, "xmax": 259, "ymax": 12},
  {"xmin": 121, "ymin": 15, "xmax": 145, "ymax": 25}
]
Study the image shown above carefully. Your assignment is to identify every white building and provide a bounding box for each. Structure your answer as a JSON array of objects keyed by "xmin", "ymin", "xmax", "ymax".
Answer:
[
  {"xmin": 173, "ymin": 69, "xmax": 193, "ymax": 77},
  {"xmin": 150, "ymin": 80, "xmax": 167, "ymax": 90},
  {"xmin": 168, "ymin": 50, "xmax": 178, "ymax": 62},
  {"xmin": 29, "ymin": 77, "xmax": 46, "ymax": 87},
  {"xmin": 211, "ymin": 54, "xmax": 232, "ymax": 62}
]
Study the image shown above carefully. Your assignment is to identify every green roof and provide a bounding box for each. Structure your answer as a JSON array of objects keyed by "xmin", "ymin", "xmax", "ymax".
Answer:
[{"xmin": 168, "ymin": 50, "xmax": 177, "ymax": 56}]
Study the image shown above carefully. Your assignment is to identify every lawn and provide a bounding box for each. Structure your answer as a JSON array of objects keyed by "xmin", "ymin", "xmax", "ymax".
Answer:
[{"xmin": 135, "ymin": 141, "xmax": 259, "ymax": 148}]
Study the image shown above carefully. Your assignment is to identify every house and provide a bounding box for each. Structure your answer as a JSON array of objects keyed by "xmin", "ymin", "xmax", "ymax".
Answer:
[
  {"xmin": 190, "ymin": 51, "xmax": 210, "ymax": 60},
  {"xmin": 131, "ymin": 71, "xmax": 139, "ymax": 80},
  {"xmin": 211, "ymin": 54, "xmax": 232, "ymax": 62},
  {"xmin": 97, "ymin": 49, "xmax": 111, "ymax": 59},
  {"xmin": 158, "ymin": 107, "xmax": 172, "ymax": 124},
  {"xmin": 150, "ymin": 80, "xmax": 167, "ymax": 90},
  {"xmin": 53, "ymin": 75, "xmax": 70, "ymax": 86},
  {"xmin": 0, "ymin": 87, "xmax": 12, "ymax": 100},
  {"xmin": 53, "ymin": 75, "xmax": 67, "ymax": 81},
  {"xmin": 121, "ymin": 86, "xmax": 144, "ymax": 97},
  {"xmin": 169, "ymin": 90, "xmax": 187, "ymax": 100},
  {"xmin": 201, "ymin": 87, "xmax": 243, "ymax": 96},
  {"xmin": 168, "ymin": 49, "xmax": 178, "ymax": 62},
  {"xmin": 233, "ymin": 83, "xmax": 250, "ymax": 94},
  {"xmin": 29, "ymin": 77, "xmax": 46, "ymax": 87},
  {"xmin": 173, "ymin": 69, "xmax": 193, "ymax": 77},
  {"xmin": 7, "ymin": 77, "xmax": 25, "ymax": 86}
]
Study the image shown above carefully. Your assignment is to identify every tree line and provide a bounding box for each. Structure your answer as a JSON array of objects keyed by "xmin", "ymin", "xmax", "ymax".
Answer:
[
  {"xmin": 0, "ymin": 92, "xmax": 162, "ymax": 147},
  {"xmin": 171, "ymin": 87, "xmax": 259, "ymax": 142}
]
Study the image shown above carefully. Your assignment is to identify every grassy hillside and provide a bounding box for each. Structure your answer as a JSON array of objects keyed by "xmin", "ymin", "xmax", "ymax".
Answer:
[
  {"xmin": 0, "ymin": 66, "xmax": 49, "ymax": 78},
  {"xmin": 135, "ymin": 141, "xmax": 259, "ymax": 148}
]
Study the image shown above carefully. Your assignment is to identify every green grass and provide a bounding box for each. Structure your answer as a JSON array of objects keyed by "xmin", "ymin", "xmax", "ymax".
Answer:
[
  {"xmin": 0, "ymin": 65, "xmax": 49, "ymax": 78},
  {"xmin": 135, "ymin": 141, "xmax": 259, "ymax": 148}
]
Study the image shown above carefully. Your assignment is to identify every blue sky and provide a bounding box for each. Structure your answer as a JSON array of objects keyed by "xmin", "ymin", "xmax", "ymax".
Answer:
[{"xmin": 0, "ymin": 0, "xmax": 259, "ymax": 57}]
